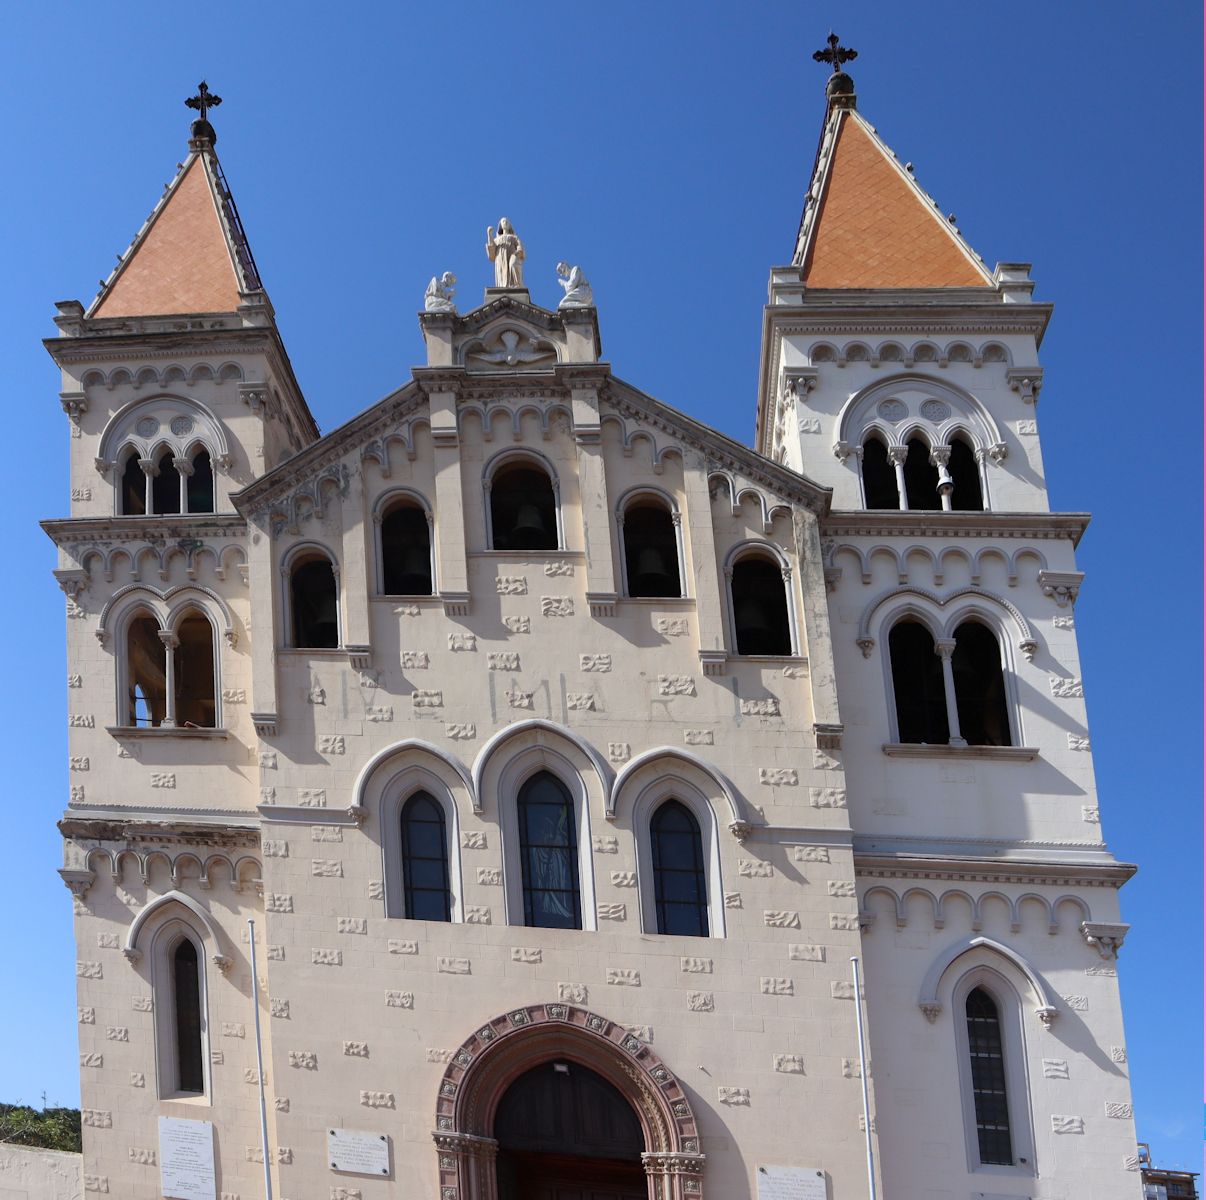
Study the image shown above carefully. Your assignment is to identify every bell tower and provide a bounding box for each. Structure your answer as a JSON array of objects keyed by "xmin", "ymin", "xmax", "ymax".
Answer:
[{"xmin": 754, "ymin": 39, "xmax": 1139, "ymax": 1198}]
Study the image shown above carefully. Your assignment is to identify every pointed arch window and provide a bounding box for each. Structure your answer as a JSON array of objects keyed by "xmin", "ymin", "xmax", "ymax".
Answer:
[
  {"xmin": 965, "ymin": 987, "xmax": 1013, "ymax": 1165},
  {"xmin": 380, "ymin": 500, "xmax": 433, "ymax": 595},
  {"xmin": 174, "ymin": 613, "xmax": 216, "ymax": 728},
  {"xmin": 187, "ymin": 450, "xmax": 215, "ymax": 513},
  {"xmin": 126, "ymin": 614, "xmax": 168, "ymax": 727},
  {"xmin": 289, "ymin": 553, "xmax": 339, "ymax": 649},
  {"xmin": 650, "ymin": 801, "xmax": 709, "ymax": 937},
  {"xmin": 171, "ymin": 936, "xmax": 205, "ymax": 1095},
  {"xmin": 888, "ymin": 620, "xmax": 949, "ymax": 744},
  {"xmin": 152, "ymin": 451, "xmax": 182, "ymax": 515},
  {"xmin": 951, "ymin": 621, "xmax": 1012, "ymax": 747},
  {"xmin": 517, "ymin": 771, "xmax": 582, "ymax": 930},
  {"xmin": 121, "ymin": 452, "xmax": 147, "ymax": 516},
  {"xmin": 948, "ymin": 437, "xmax": 983, "ymax": 512},
  {"xmin": 489, "ymin": 462, "xmax": 559, "ymax": 551},
  {"xmin": 400, "ymin": 792, "xmax": 452, "ymax": 922},
  {"xmin": 861, "ymin": 436, "xmax": 900, "ymax": 509},
  {"xmin": 621, "ymin": 497, "xmax": 682, "ymax": 598},
  {"xmin": 730, "ymin": 553, "xmax": 793, "ymax": 656},
  {"xmin": 903, "ymin": 437, "xmax": 942, "ymax": 510}
]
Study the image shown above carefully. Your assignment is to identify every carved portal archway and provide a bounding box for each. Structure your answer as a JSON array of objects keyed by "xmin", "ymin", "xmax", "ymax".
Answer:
[{"xmin": 433, "ymin": 1003, "xmax": 705, "ymax": 1199}]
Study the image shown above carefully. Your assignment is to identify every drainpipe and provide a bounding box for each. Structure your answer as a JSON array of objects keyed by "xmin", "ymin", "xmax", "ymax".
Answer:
[
  {"xmin": 850, "ymin": 956, "xmax": 878, "ymax": 1200},
  {"xmin": 248, "ymin": 919, "xmax": 274, "ymax": 1199}
]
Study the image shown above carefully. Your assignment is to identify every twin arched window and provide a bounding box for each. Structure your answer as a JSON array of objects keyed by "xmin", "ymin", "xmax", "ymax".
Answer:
[
  {"xmin": 120, "ymin": 446, "xmax": 214, "ymax": 516},
  {"xmin": 395, "ymin": 782, "xmax": 710, "ymax": 938},
  {"xmin": 888, "ymin": 618, "xmax": 1012, "ymax": 746},
  {"xmin": 124, "ymin": 609, "xmax": 217, "ymax": 729},
  {"xmin": 862, "ymin": 433, "xmax": 983, "ymax": 512}
]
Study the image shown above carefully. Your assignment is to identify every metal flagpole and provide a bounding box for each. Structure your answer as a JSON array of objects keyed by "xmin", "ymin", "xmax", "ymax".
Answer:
[
  {"xmin": 850, "ymin": 956, "xmax": 878, "ymax": 1200},
  {"xmin": 248, "ymin": 919, "xmax": 274, "ymax": 1199}
]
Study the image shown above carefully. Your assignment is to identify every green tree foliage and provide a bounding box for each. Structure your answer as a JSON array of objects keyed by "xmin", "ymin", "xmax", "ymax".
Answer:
[{"xmin": 0, "ymin": 1104, "xmax": 82, "ymax": 1153}]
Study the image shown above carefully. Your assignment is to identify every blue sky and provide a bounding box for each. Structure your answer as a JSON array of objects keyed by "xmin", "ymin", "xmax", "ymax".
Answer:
[{"xmin": 1, "ymin": 0, "xmax": 1200, "ymax": 1172}]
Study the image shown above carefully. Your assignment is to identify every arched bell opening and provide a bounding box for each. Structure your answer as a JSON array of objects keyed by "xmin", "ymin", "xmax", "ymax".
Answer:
[{"xmin": 434, "ymin": 1005, "xmax": 705, "ymax": 1200}]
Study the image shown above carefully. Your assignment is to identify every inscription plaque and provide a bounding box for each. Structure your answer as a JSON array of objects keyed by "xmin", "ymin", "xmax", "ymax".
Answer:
[
  {"xmin": 158, "ymin": 1117, "xmax": 215, "ymax": 1200},
  {"xmin": 756, "ymin": 1165, "xmax": 827, "ymax": 1200},
  {"xmin": 328, "ymin": 1127, "xmax": 391, "ymax": 1177}
]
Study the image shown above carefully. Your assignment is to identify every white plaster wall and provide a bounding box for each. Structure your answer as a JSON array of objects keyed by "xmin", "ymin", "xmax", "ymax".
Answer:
[{"xmin": 0, "ymin": 1145, "xmax": 82, "ymax": 1200}]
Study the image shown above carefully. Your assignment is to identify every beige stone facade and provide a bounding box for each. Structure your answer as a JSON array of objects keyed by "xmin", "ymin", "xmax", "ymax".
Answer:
[{"xmin": 46, "ymin": 74, "xmax": 1139, "ymax": 1200}]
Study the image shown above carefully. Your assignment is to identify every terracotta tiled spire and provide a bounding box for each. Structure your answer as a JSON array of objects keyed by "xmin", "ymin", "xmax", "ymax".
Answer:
[
  {"xmin": 89, "ymin": 98, "xmax": 264, "ymax": 319},
  {"xmin": 793, "ymin": 79, "xmax": 993, "ymax": 289}
]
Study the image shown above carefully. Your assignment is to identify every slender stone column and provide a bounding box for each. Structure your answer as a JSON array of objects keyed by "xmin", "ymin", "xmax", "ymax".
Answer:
[
  {"xmin": 933, "ymin": 638, "xmax": 966, "ymax": 746},
  {"xmin": 157, "ymin": 629, "xmax": 180, "ymax": 728},
  {"xmin": 930, "ymin": 445, "xmax": 953, "ymax": 511},
  {"xmin": 173, "ymin": 456, "xmax": 194, "ymax": 512},
  {"xmin": 887, "ymin": 445, "xmax": 908, "ymax": 510},
  {"xmin": 138, "ymin": 457, "xmax": 158, "ymax": 515}
]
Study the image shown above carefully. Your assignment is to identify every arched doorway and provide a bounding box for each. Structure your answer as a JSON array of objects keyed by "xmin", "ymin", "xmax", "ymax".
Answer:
[
  {"xmin": 495, "ymin": 1060, "xmax": 645, "ymax": 1198},
  {"xmin": 434, "ymin": 1003, "xmax": 705, "ymax": 1199}
]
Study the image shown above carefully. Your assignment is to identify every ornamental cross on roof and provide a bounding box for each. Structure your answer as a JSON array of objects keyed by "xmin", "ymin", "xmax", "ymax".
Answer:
[
  {"xmin": 185, "ymin": 81, "xmax": 222, "ymax": 122},
  {"xmin": 812, "ymin": 32, "xmax": 857, "ymax": 74}
]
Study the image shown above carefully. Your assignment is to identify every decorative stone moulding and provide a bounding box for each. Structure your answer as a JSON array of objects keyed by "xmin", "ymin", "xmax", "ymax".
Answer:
[
  {"xmin": 441, "ymin": 592, "xmax": 471, "ymax": 618},
  {"xmin": 1037, "ymin": 570, "xmax": 1084, "ymax": 608},
  {"xmin": 813, "ymin": 723, "xmax": 843, "ymax": 751},
  {"xmin": 1006, "ymin": 366, "xmax": 1044, "ymax": 404},
  {"xmin": 345, "ymin": 645, "xmax": 372, "ymax": 671},
  {"xmin": 251, "ymin": 713, "xmax": 278, "ymax": 738},
  {"xmin": 1080, "ymin": 921, "xmax": 1129, "ymax": 960},
  {"xmin": 586, "ymin": 592, "xmax": 618, "ymax": 618},
  {"xmin": 54, "ymin": 569, "xmax": 88, "ymax": 599},
  {"xmin": 697, "ymin": 649, "xmax": 726, "ymax": 677},
  {"xmin": 433, "ymin": 1003, "xmax": 705, "ymax": 1199},
  {"xmin": 918, "ymin": 936, "xmax": 1059, "ymax": 1029}
]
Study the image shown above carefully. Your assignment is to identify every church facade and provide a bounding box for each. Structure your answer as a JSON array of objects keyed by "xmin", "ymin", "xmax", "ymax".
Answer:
[{"xmin": 46, "ymin": 60, "xmax": 1139, "ymax": 1200}]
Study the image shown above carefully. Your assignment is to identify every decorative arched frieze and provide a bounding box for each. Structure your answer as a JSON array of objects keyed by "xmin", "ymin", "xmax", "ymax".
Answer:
[
  {"xmin": 96, "ymin": 583, "xmax": 237, "ymax": 649},
  {"xmin": 96, "ymin": 395, "xmax": 233, "ymax": 479},
  {"xmin": 265, "ymin": 463, "xmax": 349, "ymax": 537},
  {"xmin": 706, "ymin": 471, "xmax": 793, "ymax": 533},
  {"xmin": 472, "ymin": 720, "xmax": 611, "ymax": 818},
  {"xmin": 918, "ymin": 936, "xmax": 1059, "ymax": 1027},
  {"xmin": 858, "ymin": 883, "xmax": 1089, "ymax": 937},
  {"xmin": 124, "ymin": 890, "xmax": 232, "ymax": 974},
  {"xmin": 609, "ymin": 747, "xmax": 749, "ymax": 836},
  {"xmin": 599, "ymin": 413, "xmax": 683, "ymax": 474},
  {"xmin": 833, "ymin": 375, "xmax": 1007, "ymax": 477},
  {"xmin": 353, "ymin": 737, "xmax": 473, "ymax": 920},
  {"xmin": 458, "ymin": 399, "xmax": 574, "ymax": 443},
  {"xmin": 433, "ymin": 1004, "xmax": 705, "ymax": 1200},
  {"xmin": 856, "ymin": 584, "xmax": 1037, "ymax": 661},
  {"xmin": 360, "ymin": 417, "xmax": 429, "ymax": 476}
]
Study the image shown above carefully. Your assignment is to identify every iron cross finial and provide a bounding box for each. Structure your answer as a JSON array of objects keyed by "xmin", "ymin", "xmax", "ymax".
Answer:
[
  {"xmin": 185, "ymin": 81, "xmax": 222, "ymax": 122},
  {"xmin": 812, "ymin": 32, "xmax": 857, "ymax": 74}
]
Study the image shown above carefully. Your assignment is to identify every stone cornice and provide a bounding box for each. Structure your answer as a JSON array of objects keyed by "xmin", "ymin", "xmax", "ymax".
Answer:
[
  {"xmin": 821, "ymin": 510, "xmax": 1090, "ymax": 546},
  {"xmin": 44, "ymin": 323, "xmax": 320, "ymax": 444},
  {"xmin": 234, "ymin": 382, "xmax": 425, "ymax": 516},
  {"xmin": 854, "ymin": 851, "xmax": 1135, "ymax": 888},
  {"xmin": 605, "ymin": 376, "xmax": 831, "ymax": 515},
  {"xmin": 42, "ymin": 513, "xmax": 248, "ymax": 548},
  {"xmin": 60, "ymin": 814, "xmax": 259, "ymax": 846}
]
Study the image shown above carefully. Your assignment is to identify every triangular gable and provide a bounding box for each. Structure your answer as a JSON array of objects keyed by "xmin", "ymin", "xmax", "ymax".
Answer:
[
  {"xmin": 234, "ymin": 372, "xmax": 830, "ymax": 520},
  {"xmin": 795, "ymin": 110, "xmax": 993, "ymax": 289},
  {"xmin": 91, "ymin": 154, "xmax": 247, "ymax": 318}
]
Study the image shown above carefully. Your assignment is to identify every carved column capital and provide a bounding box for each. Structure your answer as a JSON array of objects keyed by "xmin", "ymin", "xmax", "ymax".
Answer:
[
  {"xmin": 932, "ymin": 638, "xmax": 956, "ymax": 660},
  {"xmin": 138, "ymin": 458, "xmax": 159, "ymax": 478},
  {"xmin": 886, "ymin": 445, "xmax": 908, "ymax": 466}
]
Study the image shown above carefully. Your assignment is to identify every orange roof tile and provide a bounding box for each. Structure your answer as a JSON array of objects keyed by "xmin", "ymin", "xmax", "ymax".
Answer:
[
  {"xmin": 93, "ymin": 156, "xmax": 242, "ymax": 317},
  {"xmin": 802, "ymin": 113, "xmax": 990, "ymax": 289}
]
